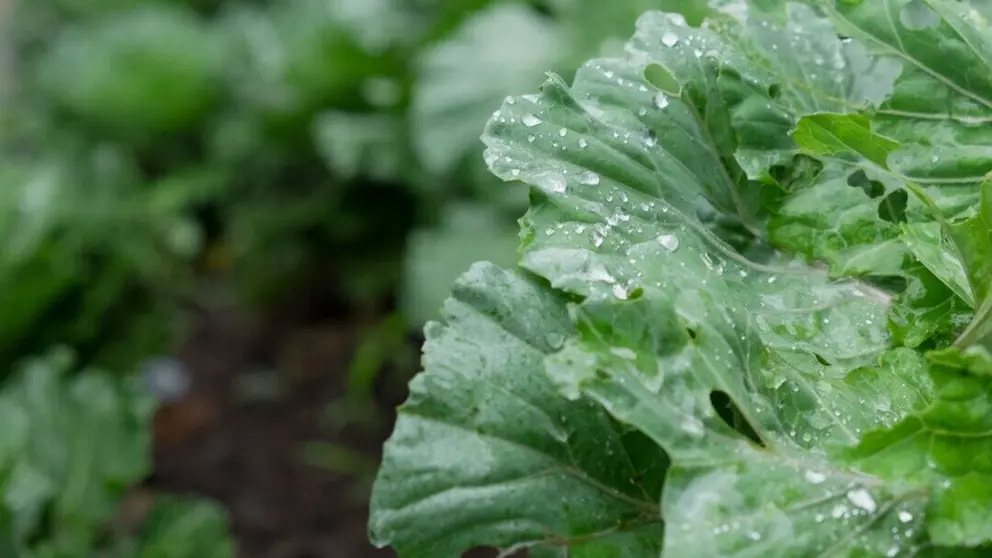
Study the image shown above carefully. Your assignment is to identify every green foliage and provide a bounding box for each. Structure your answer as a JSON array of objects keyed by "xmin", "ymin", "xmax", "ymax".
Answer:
[
  {"xmin": 3, "ymin": 0, "xmax": 729, "ymax": 370},
  {"xmin": 0, "ymin": 349, "xmax": 232, "ymax": 557},
  {"xmin": 370, "ymin": 0, "xmax": 992, "ymax": 556}
]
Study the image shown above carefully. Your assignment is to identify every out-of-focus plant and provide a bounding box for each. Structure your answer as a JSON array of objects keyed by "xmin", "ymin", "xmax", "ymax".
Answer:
[
  {"xmin": 0, "ymin": 0, "xmax": 715, "ymax": 549},
  {"xmin": 0, "ymin": 348, "xmax": 232, "ymax": 557}
]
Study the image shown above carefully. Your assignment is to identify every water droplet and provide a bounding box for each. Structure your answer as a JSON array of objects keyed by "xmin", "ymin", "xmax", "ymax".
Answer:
[
  {"xmin": 662, "ymin": 32, "xmax": 679, "ymax": 47},
  {"xmin": 898, "ymin": 510, "xmax": 913, "ymax": 523},
  {"xmin": 578, "ymin": 138, "xmax": 589, "ymax": 149},
  {"xmin": 654, "ymin": 93, "xmax": 670, "ymax": 109},
  {"xmin": 545, "ymin": 332, "xmax": 565, "ymax": 349},
  {"xmin": 846, "ymin": 489, "xmax": 877, "ymax": 513},
  {"xmin": 701, "ymin": 252, "xmax": 725, "ymax": 275},
  {"xmin": 522, "ymin": 114, "xmax": 542, "ymax": 127},
  {"xmin": 558, "ymin": 128, "xmax": 567, "ymax": 137},
  {"xmin": 680, "ymin": 416, "xmax": 705, "ymax": 438},
  {"xmin": 612, "ymin": 284, "xmax": 629, "ymax": 299},
  {"xmin": 534, "ymin": 171, "xmax": 567, "ymax": 193},
  {"xmin": 578, "ymin": 171, "xmax": 600, "ymax": 185},
  {"xmin": 804, "ymin": 470, "xmax": 827, "ymax": 484},
  {"xmin": 610, "ymin": 347, "xmax": 637, "ymax": 360},
  {"xmin": 657, "ymin": 234, "xmax": 679, "ymax": 252}
]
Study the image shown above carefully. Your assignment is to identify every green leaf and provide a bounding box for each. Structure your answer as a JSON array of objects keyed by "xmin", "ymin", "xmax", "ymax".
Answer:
[
  {"xmin": 901, "ymin": 222, "xmax": 973, "ymax": 306},
  {"xmin": 943, "ymin": 179, "xmax": 992, "ymax": 348},
  {"xmin": 372, "ymin": 1, "xmax": 992, "ymax": 555},
  {"xmin": 38, "ymin": 4, "xmax": 220, "ymax": 134},
  {"xmin": 849, "ymin": 344, "xmax": 992, "ymax": 547},
  {"xmin": 370, "ymin": 263, "xmax": 668, "ymax": 557},
  {"xmin": 476, "ymin": 3, "xmax": 992, "ymax": 553},
  {"xmin": 411, "ymin": 3, "xmax": 563, "ymax": 174},
  {"xmin": 313, "ymin": 111, "xmax": 410, "ymax": 183},
  {"xmin": 758, "ymin": 0, "xmax": 992, "ymax": 308},
  {"xmin": 0, "ymin": 349, "xmax": 151, "ymax": 553},
  {"xmin": 401, "ymin": 203, "xmax": 519, "ymax": 327},
  {"xmin": 135, "ymin": 495, "xmax": 233, "ymax": 558},
  {"xmin": 792, "ymin": 113, "xmax": 899, "ymax": 168},
  {"xmin": 484, "ymin": 61, "xmax": 940, "ymax": 552},
  {"xmin": 945, "ymin": 179, "xmax": 992, "ymax": 303}
]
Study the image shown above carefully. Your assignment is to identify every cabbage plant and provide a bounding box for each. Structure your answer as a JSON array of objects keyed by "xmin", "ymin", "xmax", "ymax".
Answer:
[{"xmin": 369, "ymin": 1, "xmax": 992, "ymax": 556}]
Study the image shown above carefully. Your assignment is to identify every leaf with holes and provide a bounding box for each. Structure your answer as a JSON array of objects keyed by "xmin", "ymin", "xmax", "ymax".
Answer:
[
  {"xmin": 370, "ymin": 1, "xmax": 992, "ymax": 556},
  {"xmin": 771, "ymin": 0, "xmax": 992, "ymax": 344}
]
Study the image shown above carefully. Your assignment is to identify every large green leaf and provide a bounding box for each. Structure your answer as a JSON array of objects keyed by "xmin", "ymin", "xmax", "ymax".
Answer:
[
  {"xmin": 769, "ymin": 0, "xmax": 992, "ymax": 347},
  {"xmin": 372, "ymin": 1, "xmax": 992, "ymax": 555},
  {"xmin": 481, "ymin": 31, "xmax": 937, "ymax": 554},
  {"xmin": 370, "ymin": 263, "xmax": 668, "ymax": 557},
  {"xmin": 477, "ymin": 3, "xmax": 988, "ymax": 554}
]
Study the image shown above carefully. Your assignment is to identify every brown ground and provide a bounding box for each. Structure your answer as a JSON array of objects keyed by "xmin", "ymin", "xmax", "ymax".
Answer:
[{"xmin": 144, "ymin": 273, "xmax": 510, "ymax": 558}]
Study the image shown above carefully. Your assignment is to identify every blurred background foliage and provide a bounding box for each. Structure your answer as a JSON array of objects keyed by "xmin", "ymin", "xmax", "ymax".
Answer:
[{"xmin": 0, "ymin": 0, "xmax": 710, "ymax": 554}]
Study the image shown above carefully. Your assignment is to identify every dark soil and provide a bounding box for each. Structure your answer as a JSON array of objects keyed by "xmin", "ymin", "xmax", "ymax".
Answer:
[
  {"xmin": 147, "ymin": 272, "xmax": 408, "ymax": 558},
  {"xmin": 145, "ymin": 273, "xmax": 512, "ymax": 558}
]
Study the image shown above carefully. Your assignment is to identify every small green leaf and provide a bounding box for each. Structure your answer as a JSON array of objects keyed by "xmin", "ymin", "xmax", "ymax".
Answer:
[
  {"xmin": 137, "ymin": 495, "xmax": 233, "ymax": 558},
  {"xmin": 792, "ymin": 113, "xmax": 899, "ymax": 168},
  {"xmin": 901, "ymin": 222, "xmax": 973, "ymax": 307}
]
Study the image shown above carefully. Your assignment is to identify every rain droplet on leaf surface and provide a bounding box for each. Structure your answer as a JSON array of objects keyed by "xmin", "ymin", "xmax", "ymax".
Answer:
[
  {"xmin": 578, "ymin": 171, "xmax": 600, "ymax": 185},
  {"xmin": 804, "ymin": 470, "xmax": 826, "ymax": 484},
  {"xmin": 662, "ymin": 31, "xmax": 679, "ymax": 47},
  {"xmin": 680, "ymin": 416, "xmax": 705, "ymax": 438},
  {"xmin": 846, "ymin": 489, "xmax": 877, "ymax": 513},
  {"xmin": 522, "ymin": 114, "xmax": 542, "ymax": 127},
  {"xmin": 610, "ymin": 347, "xmax": 637, "ymax": 360},
  {"xmin": 545, "ymin": 332, "xmax": 565, "ymax": 350},
  {"xmin": 654, "ymin": 93, "xmax": 670, "ymax": 109},
  {"xmin": 657, "ymin": 234, "xmax": 679, "ymax": 252}
]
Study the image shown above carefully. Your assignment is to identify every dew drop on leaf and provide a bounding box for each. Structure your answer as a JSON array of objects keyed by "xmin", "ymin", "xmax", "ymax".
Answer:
[
  {"xmin": 522, "ymin": 114, "xmax": 542, "ymax": 127},
  {"xmin": 846, "ymin": 489, "xmax": 877, "ymax": 513},
  {"xmin": 610, "ymin": 347, "xmax": 637, "ymax": 360},
  {"xmin": 654, "ymin": 92, "xmax": 670, "ymax": 109},
  {"xmin": 545, "ymin": 332, "xmax": 565, "ymax": 350},
  {"xmin": 661, "ymin": 31, "xmax": 679, "ymax": 47},
  {"xmin": 578, "ymin": 171, "xmax": 600, "ymax": 185},
  {"xmin": 578, "ymin": 138, "xmax": 588, "ymax": 149},
  {"xmin": 898, "ymin": 510, "xmax": 913, "ymax": 523},
  {"xmin": 680, "ymin": 416, "xmax": 705, "ymax": 438},
  {"xmin": 657, "ymin": 233, "xmax": 679, "ymax": 252},
  {"xmin": 612, "ymin": 284, "xmax": 629, "ymax": 299},
  {"xmin": 804, "ymin": 470, "xmax": 826, "ymax": 484}
]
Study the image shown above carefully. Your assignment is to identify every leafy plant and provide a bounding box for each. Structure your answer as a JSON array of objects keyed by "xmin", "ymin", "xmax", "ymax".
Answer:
[
  {"xmin": 0, "ymin": 348, "xmax": 232, "ymax": 557},
  {"xmin": 369, "ymin": 0, "xmax": 992, "ymax": 556}
]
